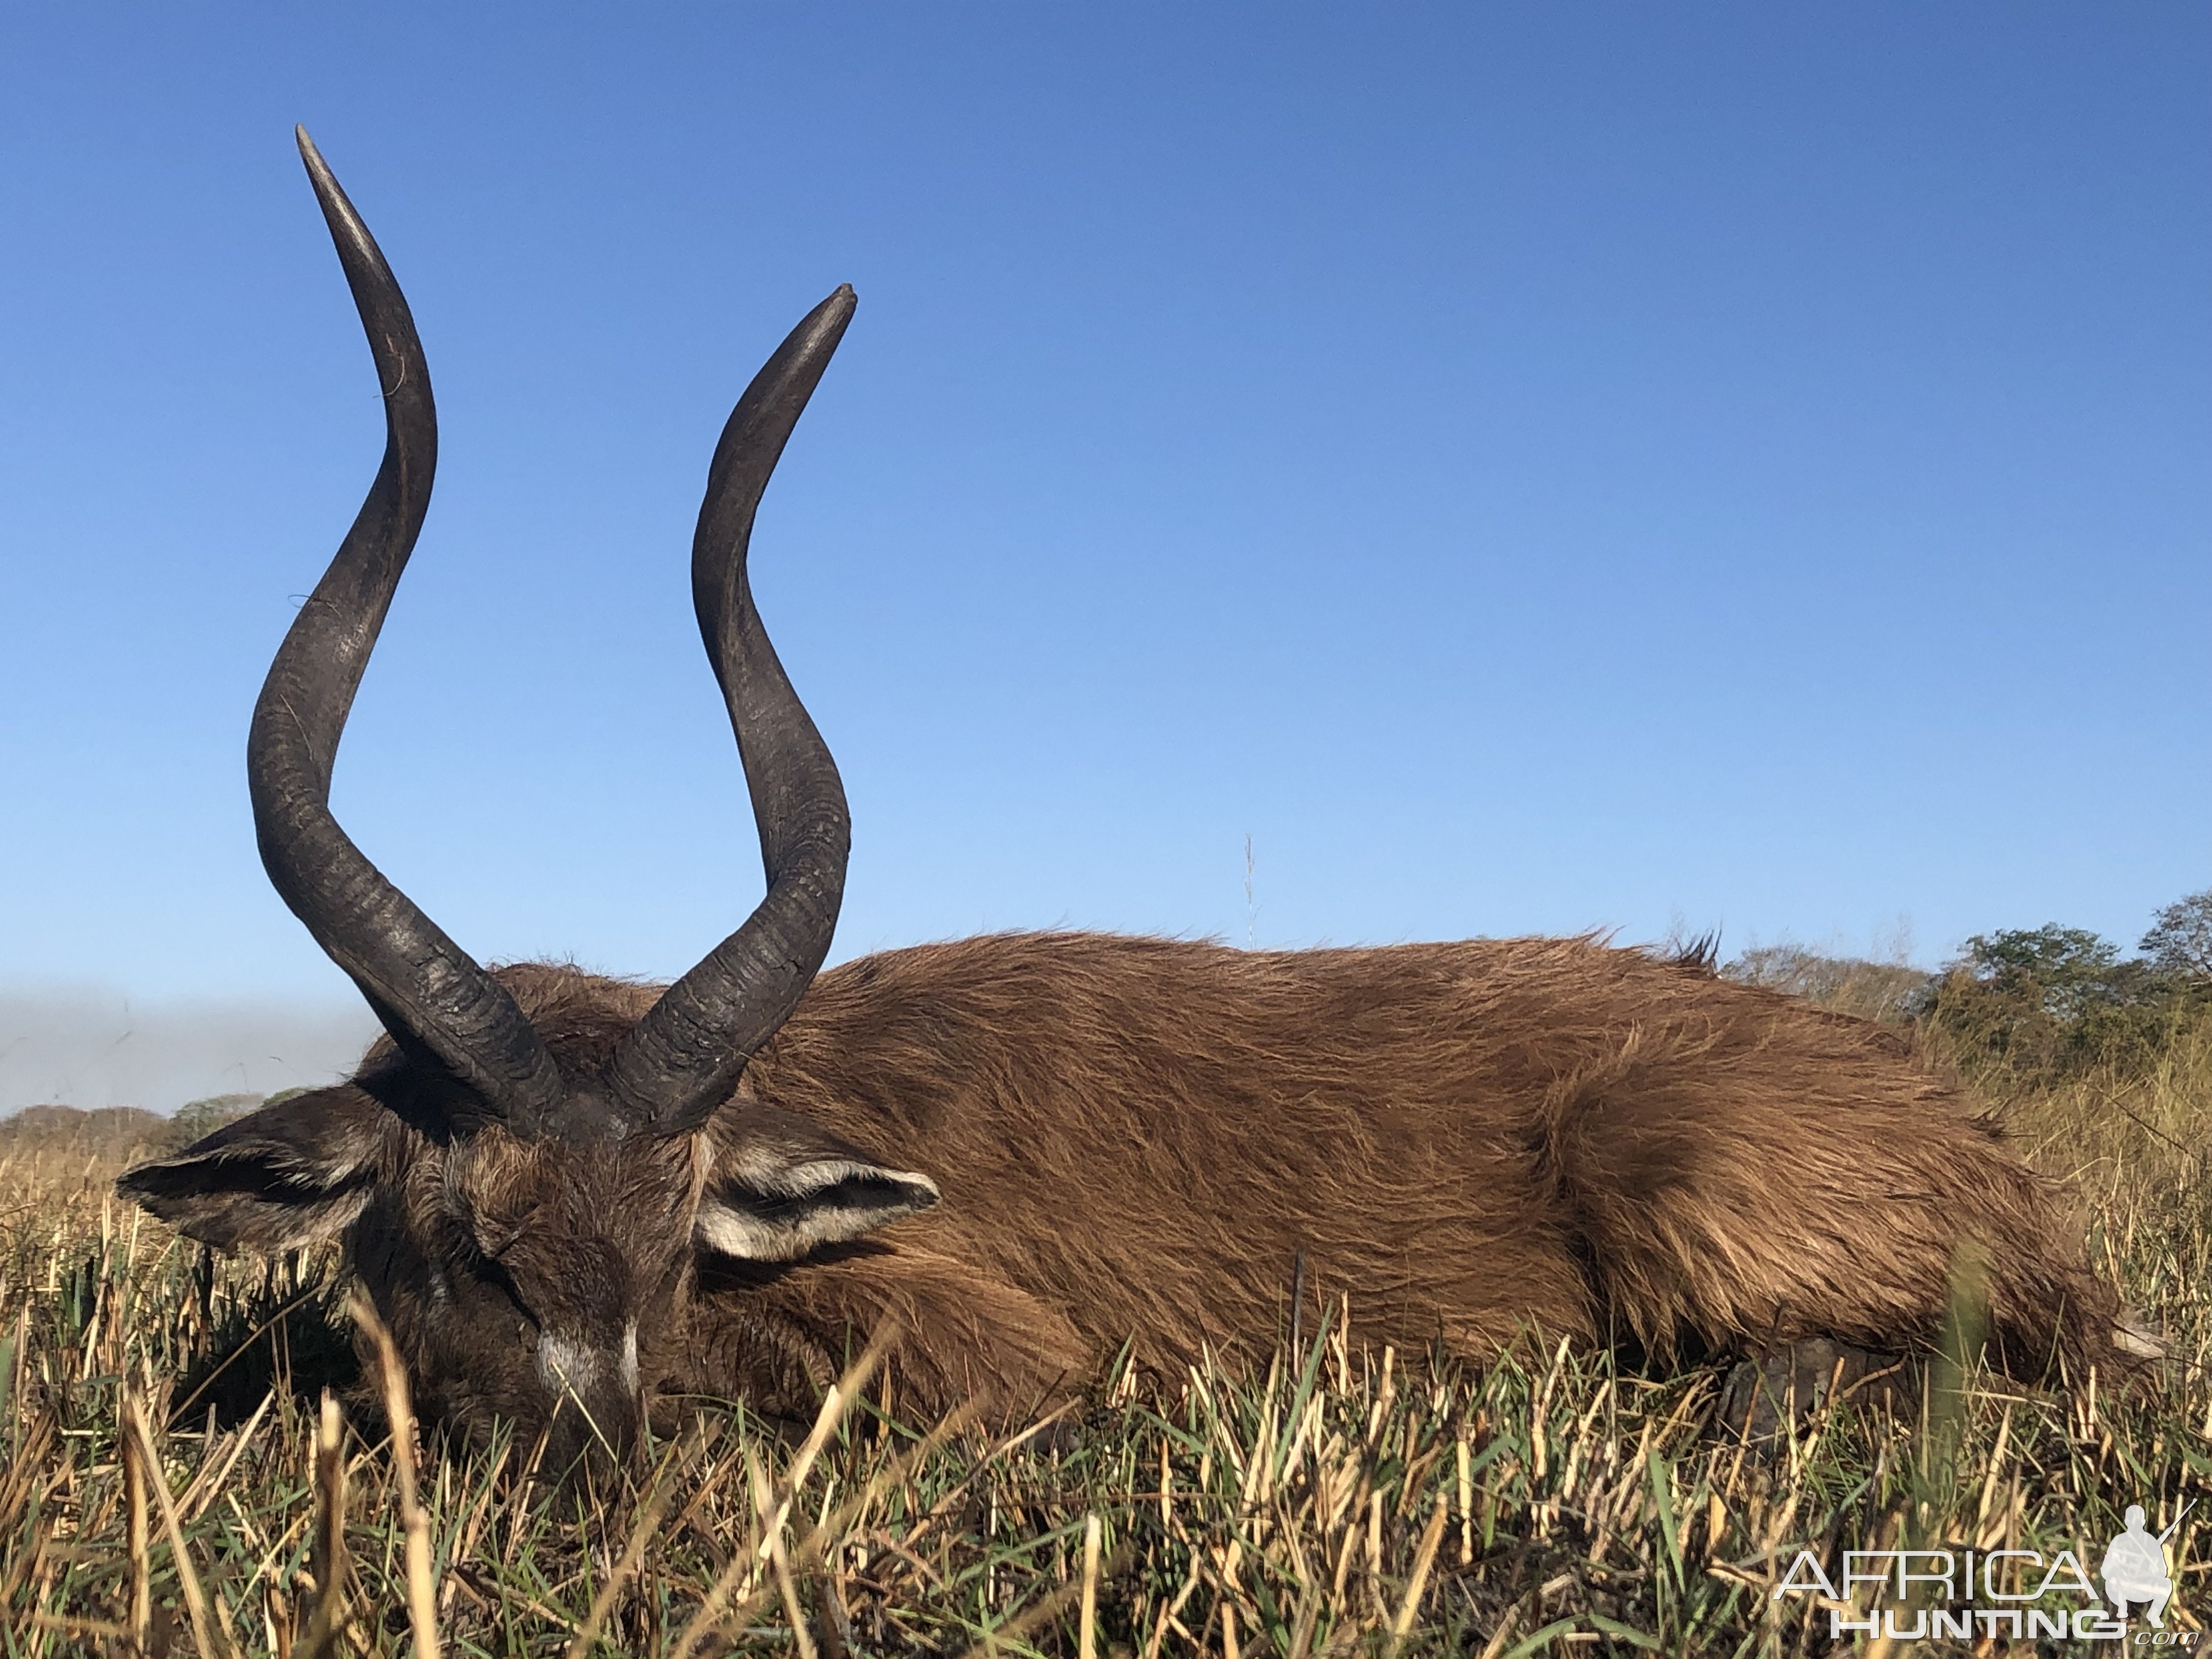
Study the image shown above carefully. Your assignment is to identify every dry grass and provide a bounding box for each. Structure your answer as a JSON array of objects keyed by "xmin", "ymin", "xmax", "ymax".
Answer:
[{"xmin": 4, "ymin": 1033, "xmax": 2211, "ymax": 1656}]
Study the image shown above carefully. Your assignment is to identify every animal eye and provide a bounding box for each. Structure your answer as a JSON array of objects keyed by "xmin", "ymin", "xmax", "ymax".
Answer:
[{"xmin": 467, "ymin": 1244, "xmax": 541, "ymax": 1331}]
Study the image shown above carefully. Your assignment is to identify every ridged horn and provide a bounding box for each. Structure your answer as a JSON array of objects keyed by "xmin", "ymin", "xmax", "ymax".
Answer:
[
  {"xmin": 606, "ymin": 288, "xmax": 857, "ymax": 1133},
  {"xmin": 247, "ymin": 128, "xmax": 563, "ymax": 1134}
]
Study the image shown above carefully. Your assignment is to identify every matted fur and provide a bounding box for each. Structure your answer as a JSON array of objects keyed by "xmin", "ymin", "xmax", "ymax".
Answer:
[{"xmin": 123, "ymin": 928, "xmax": 2122, "ymax": 1457}]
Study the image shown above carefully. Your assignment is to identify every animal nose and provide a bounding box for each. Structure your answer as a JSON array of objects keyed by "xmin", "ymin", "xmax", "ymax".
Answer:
[
  {"xmin": 535, "ymin": 1325, "xmax": 647, "ymax": 1470},
  {"xmin": 539, "ymin": 1404, "xmax": 642, "ymax": 1491},
  {"xmin": 535, "ymin": 1322, "xmax": 643, "ymax": 1399}
]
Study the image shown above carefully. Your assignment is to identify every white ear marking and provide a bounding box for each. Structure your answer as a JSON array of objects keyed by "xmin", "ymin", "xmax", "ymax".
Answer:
[{"xmin": 694, "ymin": 1159, "xmax": 940, "ymax": 1262}]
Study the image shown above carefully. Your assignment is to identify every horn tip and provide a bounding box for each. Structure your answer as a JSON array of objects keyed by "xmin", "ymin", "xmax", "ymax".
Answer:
[{"xmin": 296, "ymin": 127, "xmax": 338, "ymax": 201}]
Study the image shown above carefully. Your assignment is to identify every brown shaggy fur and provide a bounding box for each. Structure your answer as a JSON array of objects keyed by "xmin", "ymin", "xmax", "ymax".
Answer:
[
  {"xmin": 121, "ymin": 930, "xmax": 2120, "ymax": 1461},
  {"xmin": 708, "ymin": 932, "xmax": 2113, "ymax": 1408}
]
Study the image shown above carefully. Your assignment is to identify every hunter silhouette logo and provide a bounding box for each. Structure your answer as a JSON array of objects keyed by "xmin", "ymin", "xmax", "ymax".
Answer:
[
  {"xmin": 1771, "ymin": 1500, "xmax": 2193, "ymax": 1643},
  {"xmin": 2103, "ymin": 1504, "xmax": 2184, "ymax": 1629}
]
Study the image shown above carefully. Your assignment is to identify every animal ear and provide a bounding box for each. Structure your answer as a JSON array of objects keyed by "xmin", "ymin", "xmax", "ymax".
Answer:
[
  {"xmin": 695, "ymin": 1109, "xmax": 940, "ymax": 1263},
  {"xmin": 115, "ymin": 1086, "xmax": 396, "ymax": 1252}
]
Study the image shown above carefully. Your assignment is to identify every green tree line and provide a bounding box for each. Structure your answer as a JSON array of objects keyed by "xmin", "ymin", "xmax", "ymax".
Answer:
[{"xmin": 1730, "ymin": 889, "xmax": 2212, "ymax": 1087}]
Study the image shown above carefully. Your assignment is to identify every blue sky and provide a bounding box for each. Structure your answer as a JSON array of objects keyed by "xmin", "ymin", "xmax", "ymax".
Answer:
[{"xmin": 1, "ymin": 5, "xmax": 2205, "ymax": 1070}]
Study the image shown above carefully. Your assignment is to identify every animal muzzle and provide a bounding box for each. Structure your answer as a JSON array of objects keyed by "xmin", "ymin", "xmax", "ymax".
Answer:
[{"xmin": 534, "ymin": 1326, "xmax": 647, "ymax": 1475}]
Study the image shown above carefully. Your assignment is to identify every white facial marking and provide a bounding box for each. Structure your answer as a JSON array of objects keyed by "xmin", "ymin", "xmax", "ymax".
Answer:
[
  {"xmin": 537, "ymin": 1332, "xmax": 602, "ymax": 1395},
  {"xmin": 620, "ymin": 1321, "xmax": 640, "ymax": 1395}
]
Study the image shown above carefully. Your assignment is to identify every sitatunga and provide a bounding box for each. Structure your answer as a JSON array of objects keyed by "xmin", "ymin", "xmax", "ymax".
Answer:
[{"xmin": 121, "ymin": 132, "xmax": 2142, "ymax": 1474}]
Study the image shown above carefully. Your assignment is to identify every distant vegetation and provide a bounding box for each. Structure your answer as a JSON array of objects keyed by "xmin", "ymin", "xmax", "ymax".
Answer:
[
  {"xmin": 168, "ymin": 1090, "xmax": 281, "ymax": 1144},
  {"xmin": 0, "ymin": 1089, "xmax": 278, "ymax": 1161},
  {"xmin": 1918, "ymin": 892, "xmax": 2212, "ymax": 1086},
  {"xmin": 1722, "ymin": 943, "xmax": 1930, "ymax": 1024},
  {"xmin": 1726, "ymin": 887, "xmax": 2212, "ymax": 1090},
  {"xmin": 0, "ymin": 1103, "xmax": 176, "ymax": 1161}
]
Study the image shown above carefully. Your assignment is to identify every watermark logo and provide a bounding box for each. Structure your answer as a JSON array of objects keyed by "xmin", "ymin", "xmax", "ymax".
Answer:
[
  {"xmin": 1770, "ymin": 1502, "xmax": 2192, "ymax": 1643},
  {"xmin": 2107, "ymin": 1505, "xmax": 2179, "ymax": 1629}
]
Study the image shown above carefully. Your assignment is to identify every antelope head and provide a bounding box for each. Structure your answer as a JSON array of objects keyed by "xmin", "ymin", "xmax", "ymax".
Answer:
[{"xmin": 119, "ymin": 132, "xmax": 938, "ymax": 1475}]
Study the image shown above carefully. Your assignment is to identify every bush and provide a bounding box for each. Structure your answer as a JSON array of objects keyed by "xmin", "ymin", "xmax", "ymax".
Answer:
[
  {"xmin": 1725, "ymin": 892, "xmax": 2212, "ymax": 1088},
  {"xmin": 1921, "ymin": 909, "xmax": 2212, "ymax": 1086},
  {"xmin": 1723, "ymin": 945, "xmax": 1930, "ymax": 1024},
  {"xmin": 2143, "ymin": 889, "xmax": 2212, "ymax": 980},
  {"xmin": 168, "ymin": 1092, "xmax": 264, "ymax": 1146}
]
